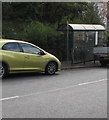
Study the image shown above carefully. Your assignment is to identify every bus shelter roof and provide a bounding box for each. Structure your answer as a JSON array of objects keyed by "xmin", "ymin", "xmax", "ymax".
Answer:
[{"xmin": 68, "ymin": 24, "xmax": 105, "ymax": 31}]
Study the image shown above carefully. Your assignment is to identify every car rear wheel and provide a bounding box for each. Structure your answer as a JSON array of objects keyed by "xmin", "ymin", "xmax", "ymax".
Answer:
[
  {"xmin": 45, "ymin": 62, "xmax": 57, "ymax": 75},
  {"xmin": 0, "ymin": 64, "xmax": 7, "ymax": 78}
]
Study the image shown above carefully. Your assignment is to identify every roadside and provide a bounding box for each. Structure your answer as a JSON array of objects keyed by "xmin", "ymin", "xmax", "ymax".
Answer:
[{"xmin": 61, "ymin": 60, "xmax": 101, "ymax": 70}]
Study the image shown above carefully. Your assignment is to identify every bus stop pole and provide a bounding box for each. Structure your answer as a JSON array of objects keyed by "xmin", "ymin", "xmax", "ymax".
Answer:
[{"xmin": 67, "ymin": 21, "xmax": 69, "ymax": 61}]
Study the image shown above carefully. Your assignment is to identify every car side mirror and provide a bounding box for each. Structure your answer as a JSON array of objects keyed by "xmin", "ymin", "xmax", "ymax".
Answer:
[{"xmin": 38, "ymin": 51, "xmax": 46, "ymax": 55}]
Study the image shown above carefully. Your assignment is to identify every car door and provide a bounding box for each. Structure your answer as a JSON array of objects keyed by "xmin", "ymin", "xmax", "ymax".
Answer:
[
  {"xmin": 2, "ymin": 42, "xmax": 25, "ymax": 70},
  {"xmin": 19, "ymin": 43, "xmax": 46, "ymax": 71}
]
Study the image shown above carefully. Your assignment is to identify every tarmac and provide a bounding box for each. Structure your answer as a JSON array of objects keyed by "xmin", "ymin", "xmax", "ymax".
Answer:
[{"xmin": 61, "ymin": 60, "xmax": 101, "ymax": 70}]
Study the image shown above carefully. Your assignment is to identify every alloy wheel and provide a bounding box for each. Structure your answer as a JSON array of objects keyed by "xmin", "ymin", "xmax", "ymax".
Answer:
[
  {"xmin": 0, "ymin": 65, "xmax": 4, "ymax": 78},
  {"xmin": 46, "ymin": 62, "xmax": 57, "ymax": 75}
]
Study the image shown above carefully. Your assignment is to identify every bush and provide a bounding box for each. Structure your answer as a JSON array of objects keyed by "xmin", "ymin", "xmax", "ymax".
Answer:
[{"xmin": 19, "ymin": 21, "xmax": 64, "ymax": 60}]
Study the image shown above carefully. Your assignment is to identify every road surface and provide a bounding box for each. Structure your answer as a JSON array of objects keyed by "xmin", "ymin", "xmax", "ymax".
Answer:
[{"xmin": 2, "ymin": 67, "xmax": 108, "ymax": 118}]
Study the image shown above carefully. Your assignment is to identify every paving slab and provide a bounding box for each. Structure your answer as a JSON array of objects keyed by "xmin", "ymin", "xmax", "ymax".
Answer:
[{"xmin": 61, "ymin": 61, "xmax": 101, "ymax": 70}]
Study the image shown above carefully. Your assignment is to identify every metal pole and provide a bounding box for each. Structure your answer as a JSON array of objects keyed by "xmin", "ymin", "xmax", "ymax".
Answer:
[{"xmin": 66, "ymin": 21, "xmax": 69, "ymax": 61}]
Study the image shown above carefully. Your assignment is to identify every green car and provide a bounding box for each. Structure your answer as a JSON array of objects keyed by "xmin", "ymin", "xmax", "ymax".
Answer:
[{"xmin": 0, "ymin": 39, "xmax": 61, "ymax": 78}]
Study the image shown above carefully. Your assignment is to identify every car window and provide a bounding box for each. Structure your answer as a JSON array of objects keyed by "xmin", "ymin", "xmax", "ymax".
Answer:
[
  {"xmin": 20, "ymin": 43, "xmax": 41, "ymax": 54},
  {"xmin": 2, "ymin": 42, "xmax": 21, "ymax": 52}
]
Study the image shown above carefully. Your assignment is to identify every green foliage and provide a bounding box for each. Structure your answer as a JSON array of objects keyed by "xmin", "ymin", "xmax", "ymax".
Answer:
[
  {"xmin": 2, "ymin": 2, "xmax": 102, "ymax": 24},
  {"xmin": 19, "ymin": 21, "xmax": 62, "ymax": 47},
  {"xmin": 81, "ymin": 3, "xmax": 102, "ymax": 24},
  {"xmin": 17, "ymin": 21, "xmax": 64, "ymax": 60}
]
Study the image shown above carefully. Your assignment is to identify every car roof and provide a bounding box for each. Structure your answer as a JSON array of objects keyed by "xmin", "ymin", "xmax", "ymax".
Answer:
[
  {"xmin": 0, "ymin": 39, "xmax": 28, "ymax": 43},
  {"xmin": 0, "ymin": 39, "xmax": 46, "ymax": 52},
  {"xmin": 0, "ymin": 39, "xmax": 34, "ymax": 48},
  {"xmin": 0, "ymin": 38, "xmax": 35, "ymax": 45}
]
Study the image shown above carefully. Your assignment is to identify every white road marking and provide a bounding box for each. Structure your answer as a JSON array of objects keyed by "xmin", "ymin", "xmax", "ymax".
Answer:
[
  {"xmin": 0, "ymin": 96, "xmax": 19, "ymax": 101},
  {"xmin": 1, "ymin": 78, "xmax": 107, "ymax": 101},
  {"xmin": 78, "ymin": 79, "xmax": 107, "ymax": 86}
]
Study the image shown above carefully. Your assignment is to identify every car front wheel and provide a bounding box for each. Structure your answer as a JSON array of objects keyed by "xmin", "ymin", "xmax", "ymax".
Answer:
[{"xmin": 45, "ymin": 62, "xmax": 57, "ymax": 75}]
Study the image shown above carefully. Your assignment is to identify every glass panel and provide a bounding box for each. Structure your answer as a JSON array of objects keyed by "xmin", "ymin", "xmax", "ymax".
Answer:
[
  {"xmin": 98, "ymin": 31, "xmax": 105, "ymax": 46},
  {"xmin": 20, "ymin": 43, "xmax": 41, "ymax": 54},
  {"xmin": 72, "ymin": 31, "xmax": 95, "ymax": 63},
  {"xmin": 85, "ymin": 31, "xmax": 95, "ymax": 61},
  {"xmin": 85, "ymin": 31, "xmax": 95, "ymax": 47},
  {"xmin": 73, "ymin": 31, "xmax": 85, "ymax": 63},
  {"xmin": 2, "ymin": 42, "xmax": 21, "ymax": 52}
]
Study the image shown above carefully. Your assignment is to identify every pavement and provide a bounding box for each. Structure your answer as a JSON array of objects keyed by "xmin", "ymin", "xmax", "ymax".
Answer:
[{"xmin": 61, "ymin": 60, "xmax": 101, "ymax": 70}]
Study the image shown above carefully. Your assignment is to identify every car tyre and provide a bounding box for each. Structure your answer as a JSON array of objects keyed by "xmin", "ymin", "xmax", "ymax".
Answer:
[
  {"xmin": 45, "ymin": 62, "xmax": 57, "ymax": 75},
  {"xmin": 0, "ymin": 64, "xmax": 7, "ymax": 78}
]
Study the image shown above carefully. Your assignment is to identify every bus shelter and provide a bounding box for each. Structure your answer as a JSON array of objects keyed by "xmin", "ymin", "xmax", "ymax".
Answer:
[{"xmin": 58, "ymin": 24, "xmax": 106, "ymax": 64}]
